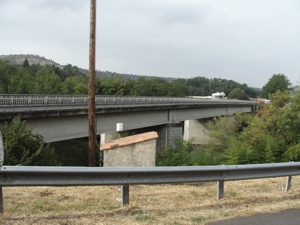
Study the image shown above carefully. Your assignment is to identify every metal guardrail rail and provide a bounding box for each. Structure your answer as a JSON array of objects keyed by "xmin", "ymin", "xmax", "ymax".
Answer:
[
  {"xmin": 0, "ymin": 162, "xmax": 299, "ymax": 213},
  {"xmin": 0, "ymin": 94, "xmax": 256, "ymax": 111}
]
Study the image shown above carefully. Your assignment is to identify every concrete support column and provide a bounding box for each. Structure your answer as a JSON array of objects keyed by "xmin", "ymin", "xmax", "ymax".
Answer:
[
  {"xmin": 183, "ymin": 118, "xmax": 211, "ymax": 145},
  {"xmin": 156, "ymin": 123, "xmax": 183, "ymax": 151}
]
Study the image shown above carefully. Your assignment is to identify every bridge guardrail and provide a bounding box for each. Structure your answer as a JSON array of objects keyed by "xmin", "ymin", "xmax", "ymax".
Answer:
[
  {"xmin": 0, "ymin": 162, "xmax": 298, "ymax": 213},
  {"xmin": 0, "ymin": 95, "xmax": 256, "ymax": 111}
]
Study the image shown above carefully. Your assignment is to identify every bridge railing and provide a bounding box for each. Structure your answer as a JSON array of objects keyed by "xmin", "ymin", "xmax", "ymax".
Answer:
[
  {"xmin": 0, "ymin": 162, "xmax": 298, "ymax": 213},
  {"xmin": 0, "ymin": 94, "xmax": 256, "ymax": 110}
]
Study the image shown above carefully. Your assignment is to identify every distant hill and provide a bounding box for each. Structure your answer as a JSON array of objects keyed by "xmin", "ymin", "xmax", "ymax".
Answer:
[
  {"xmin": 0, "ymin": 54, "xmax": 62, "ymax": 68},
  {"xmin": 80, "ymin": 68, "xmax": 176, "ymax": 81},
  {"xmin": 0, "ymin": 54, "xmax": 176, "ymax": 82}
]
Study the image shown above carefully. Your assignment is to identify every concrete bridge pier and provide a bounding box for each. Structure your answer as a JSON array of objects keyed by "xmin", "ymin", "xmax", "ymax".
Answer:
[
  {"xmin": 183, "ymin": 118, "xmax": 212, "ymax": 145},
  {"xmin": 156, "ymin": 123, "xmax": 184, "ymax": 150}
]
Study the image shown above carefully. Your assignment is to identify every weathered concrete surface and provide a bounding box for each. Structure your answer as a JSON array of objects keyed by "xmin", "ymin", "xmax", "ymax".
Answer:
[
  {"xmin": 21, "ymin": 105, "xmax": 252, "ymax": 143},
  {"xmin": 156, "ymin": 123, "xmax": 183, "ymax": 150},
  {"xmin": 183, "ymin": 118, "xmax": 212, "ymax": 145},
  {"xmin": 100, "ymin": 132, "xmax": 158, "ymax": 167}
]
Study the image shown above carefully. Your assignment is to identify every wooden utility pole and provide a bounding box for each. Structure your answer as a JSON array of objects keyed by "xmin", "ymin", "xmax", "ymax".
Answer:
[{"xmin": 88, "ymin": 0, "xmax": 96, "ymax": 167}]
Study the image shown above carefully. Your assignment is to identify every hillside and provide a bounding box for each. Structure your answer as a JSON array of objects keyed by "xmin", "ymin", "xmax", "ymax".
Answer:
[
  {"xmin": 0, "ymin": 54, "xmax": 176, "ymax": 82},
  {"xmin": 0, "ymin": 54, "xmax": 62, "ymax": 68}
]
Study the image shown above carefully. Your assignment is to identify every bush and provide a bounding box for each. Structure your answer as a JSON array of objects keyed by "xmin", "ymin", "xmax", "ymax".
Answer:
[
  {"xmin": 284, "ymin": 143, "xmax": 300, "ymax": 161},
  {"xmin": 1, "ymin": 117, "xmax": 58, "ymax": 166},
  {"xmin": 156, "ymin": 139, "xmax": 224, "ymax": 166}
]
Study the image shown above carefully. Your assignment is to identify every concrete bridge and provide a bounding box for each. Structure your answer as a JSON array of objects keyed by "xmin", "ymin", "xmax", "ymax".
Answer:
[{"xmin": 0, "ymin": 95, "xmax": 256, "ymax": 146}]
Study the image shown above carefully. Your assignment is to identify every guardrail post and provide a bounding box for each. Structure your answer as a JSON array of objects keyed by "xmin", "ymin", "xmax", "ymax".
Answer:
[
  {"xmin": 217, "ymin": 181, "xmax": 224, "ymax": 200},
  {"xmin": 285, "ymin": 176, "xmax": 292, "ymax": 192},
  {"xmin": 121, "ymin": 185, "xmax": 129, "ymax": 206},
  {"xmin": 0, "ymin": 186, "xmax": 3, "ymax": 214}
]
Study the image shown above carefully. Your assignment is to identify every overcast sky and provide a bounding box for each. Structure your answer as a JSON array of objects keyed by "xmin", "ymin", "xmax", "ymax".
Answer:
[{"xmin": 1, "ymin": 0, "xmax": 300, "ymax": 88}]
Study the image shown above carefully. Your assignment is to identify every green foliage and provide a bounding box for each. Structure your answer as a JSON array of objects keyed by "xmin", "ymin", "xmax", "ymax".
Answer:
[
  {"xmin": 226, "ymin": 138, "xmax": 257, "ymax": 164},
  {"xmin": 262, "ymin": 74, "xmax": 291, "ymax": 98},
  {"xmin": 34, "ymin": 68, "xmax": 61, "ymax": 94},
  {"xmin": 206, "ymin": 112, "xmax": 252, "ymax": 154},
  {"xmin": 156, "ymin": 139, "xmax": 223, "ymax": 166},
  {"xmin": 62, "ymin": 64, "xmax": 84, "ymax": 80},
  {"xmin": 186, "ymin": 77, "xmax": 260, "ymax": 97},
  {"xmin": 61, "ymin": 76, "xmax": 88, "ymax": 94},
  {"xmin": 8, "ymin": 67, "xmax": 35, "ymax": 94},
  {"xmin": 156, "ymin": 139, "xmax": 194, "ymax": 166},
  {"xmin": 168, "ymin": 80, "xmax": 187, "ymax": 97},
  {"xmin": 0, "ymin": 117, "xmax": 58, "ymax": 166},
  {"xmin": 207, "ymin": 91, "xmax": 300, "ymax": 165},
  {"xmin": 22, "ymin": 58, "xmax": 30, "ymax": 68},
  {"xmin": 0, "ymin": 60, "xmax": 19, "ymax": 94},
  {"xmin": 0, "ymin": 60, "xmax": 87, "ymax": 95},
  {"xmin": 95, "ymin": 76, "xmax": 125, "ymax": 95},
  {"xmin": 0, "ymin": 59, "xmax": 260, "ymax": 97},
  {"xmin": 227, "ymin": 88, "xmax": 249, "ymax": 100},
  {"xmin": 284, "ymin": 143, "xmax": 300, "ymax": 161}
]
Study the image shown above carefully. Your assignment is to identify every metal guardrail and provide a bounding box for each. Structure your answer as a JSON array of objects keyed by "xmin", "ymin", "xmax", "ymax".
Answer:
[
  {"xmin": 0, "ymin": 94, "xmax": 256, "ymax": 112},
  {"xmin": 0, "ymin": 162, "xmax": 299, "ymax": 213}
]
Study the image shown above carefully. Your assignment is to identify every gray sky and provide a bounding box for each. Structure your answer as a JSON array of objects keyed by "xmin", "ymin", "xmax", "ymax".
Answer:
[{"xmin": 1, "ymin": 0, "xmax": 300, "ymax": 88}]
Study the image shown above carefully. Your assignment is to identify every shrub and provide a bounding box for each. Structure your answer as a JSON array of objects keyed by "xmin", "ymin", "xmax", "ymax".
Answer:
[
  {"xmin": 1, "ymin": 117, "xmax": 58, "ymax": 166},
  {"xmin": 156, "ymin": 139, "xmax": 224, "ymax": 166}
]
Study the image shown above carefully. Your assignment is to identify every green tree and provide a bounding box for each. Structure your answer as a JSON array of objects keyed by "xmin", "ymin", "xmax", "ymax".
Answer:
[
  {"xmin": 1, "ymin": 117, "xmax": 58, "ymax": 166},
  {"xmin": 62, "ymin": 64, "xmax": 85, "ymax": 81},
  {"xmin": 227, "ymin": 88, "xmax": 250, "ymax": 100},
  {"xmin": 22, "ymin": 58, "xmax": 30, "ymax": 68},
  {"xmin": 207, "ymin": 91, "xmax": 297, "ymax": 164},
  {"xmin": 8, "ymin": 68, "xmax": 35, "ymax": 94},
  {"xmin": 262, "ymin": 74, "xmax": 291, "ymax": 98},
  {"xmin": 124, "ymin": 79, "xmax": 137, "ymax": 95},
  {"xmin": 186, "ymin": 77, "xmax": 211, "ymax": 96},
  {"xmin": 34, "ymin": 69, "xmax": 61, "ymax": 94},
  {"xmin": 207, "ymin": 112, "xmax": 252, "ymax": 154},
  {"xmin": 0, "ymin": 60, "xmax": 16, "ymax": 93},
  {"xmin": 134, "ymin": 77, "xmax": 151, "ymax": 96},
  {"xmin": 168, "ymin": 80, "xmax": 187, "ymax": 97},
  {"xmin": 95, "ymin": 76, "xmax": 124, "ymax": 95},
  {"xmin": 148, "ymin": 78, "xmax": 169, "ymax": 96},
  {"xmin": 61, "ymin": 76, "xmax": 88, "ymax": 94}
]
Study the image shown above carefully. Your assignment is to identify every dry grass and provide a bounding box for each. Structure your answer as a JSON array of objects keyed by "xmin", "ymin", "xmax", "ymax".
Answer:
[{"xmin": 1, "ymin": 176, "xmax": 300, "ymax": 225}]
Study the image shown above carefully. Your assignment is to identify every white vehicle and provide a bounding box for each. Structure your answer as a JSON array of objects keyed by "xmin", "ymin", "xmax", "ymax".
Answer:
[{"xmin": 211, "ymin": 92, "xmax": 226, "ymax": 99}]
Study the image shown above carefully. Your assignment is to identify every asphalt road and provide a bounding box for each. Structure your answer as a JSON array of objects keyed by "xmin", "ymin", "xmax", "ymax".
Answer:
[{"xmin": 207, "ymin": 209, "xmax": 300, "ymax": 225}]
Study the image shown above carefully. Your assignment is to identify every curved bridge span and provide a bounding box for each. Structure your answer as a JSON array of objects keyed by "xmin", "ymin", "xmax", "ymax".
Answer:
[{"xmin": 0, "ymin": 95, "xmax": 256, "ymax": 143}]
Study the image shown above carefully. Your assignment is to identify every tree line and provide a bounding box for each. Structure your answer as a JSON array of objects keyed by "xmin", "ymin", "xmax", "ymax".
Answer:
[
  {"xmin": 1, "ymin": 58, "xmax": 295, "ymax": 166},
  {"xmin": 0, "ymin": 59, "xmax": 262, "ymax": 98}
]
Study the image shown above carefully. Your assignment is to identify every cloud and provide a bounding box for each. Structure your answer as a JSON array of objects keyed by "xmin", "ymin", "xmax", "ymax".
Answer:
[{"xmin": 1, "ymin": 0, "xmax": 300, "ymax": 87}]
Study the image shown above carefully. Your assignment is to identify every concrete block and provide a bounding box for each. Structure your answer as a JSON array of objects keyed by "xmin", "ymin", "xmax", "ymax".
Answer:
[{"xmin": 100, "ymin": 131, "xmax": 158, "ymax": 167}]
